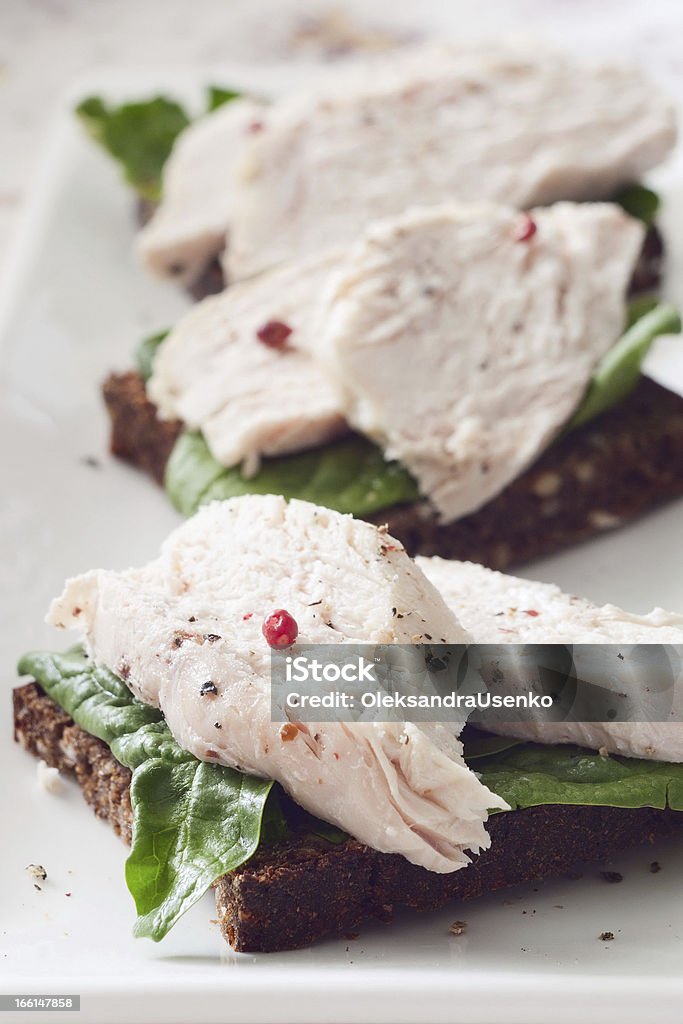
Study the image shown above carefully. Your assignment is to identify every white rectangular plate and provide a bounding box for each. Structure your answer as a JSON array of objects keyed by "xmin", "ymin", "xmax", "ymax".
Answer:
[{"xmin": 1, "ymin": 68, "xmax": 683, "ymax": 1024}]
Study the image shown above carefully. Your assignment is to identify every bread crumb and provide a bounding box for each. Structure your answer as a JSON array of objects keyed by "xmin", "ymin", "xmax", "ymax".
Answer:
[
  {"xmin": 598, "ymin": 746, "xmax": 609, "ymax": 759},
  {"xmin": 26, "ymin": 864, "xmax": 47, "ymax": 882},
  {"xmin": 449, "ymin": 920, "xmax": 467, "ymax": 936},
  {"xmin": 37, "ymin": 759, "xmax": 63, "ymax": 794}
]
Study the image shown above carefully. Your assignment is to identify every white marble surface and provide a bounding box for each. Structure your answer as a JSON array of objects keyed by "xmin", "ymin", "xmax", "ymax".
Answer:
[{"xmin": 3, "ymin": 0, "xmax": 683, "ymax": 278}]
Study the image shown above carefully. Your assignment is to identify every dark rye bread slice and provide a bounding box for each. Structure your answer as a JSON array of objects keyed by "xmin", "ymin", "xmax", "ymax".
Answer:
[
  {"xmin": 14, "ymin": 681, "xmax": 683, "ymax": 952},
  {"xmin": 103, "ymin": 371, "xmax": 683, "ymax": 570}
]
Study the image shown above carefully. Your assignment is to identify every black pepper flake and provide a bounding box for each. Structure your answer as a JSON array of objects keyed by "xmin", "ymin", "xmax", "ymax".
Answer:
[
  {"xmin": 188, "ymin": 616, "xmax": 197, "ymax": 623},
  {"xmin": 200, "ymin": 681, "xmax": 218, "ymax": 697},
  {"xmin": 650, "ymin": 861, "xmax": 661, "ymax": 874},
  {"xmin": 599, "ymin": 931, "xmax": 614, "ymax": 942},
  {"xmin": 600, "ymin": 871, "xmax": 623, "ymax": 884},
  {"xmin": 214, "ymin": 722, "xmax": 222, "ymax": 729},
  {"xmin": 203, "ymin": 633, "xmax": 222, "ymax": 643},
  {"xmin": 173, "ymin": 637, "xmax": 184, "ymax": 648}
]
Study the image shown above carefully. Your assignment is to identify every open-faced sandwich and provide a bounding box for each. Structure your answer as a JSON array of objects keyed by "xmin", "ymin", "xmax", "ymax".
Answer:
[
  {"xmin": 104, "ymin": 197, "xmax": 683, "ymax": 568},
  {"xmin": 81, "ymin": 42, "xmax": 675, "ymax": 294},
  {"xmin": 79, "ymin": 43, "xmax": 683, "ymax": 568},
  {"xmin": 14, "ymin": 496, "xmax": 683, "ymax": 952}
]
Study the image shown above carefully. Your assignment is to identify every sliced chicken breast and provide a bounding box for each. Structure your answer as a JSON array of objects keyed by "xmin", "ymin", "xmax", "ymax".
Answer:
[
  {"xmin": 419, "ymin": 556, "xmax": 683, "ymax": 762},
  {"xmin": 321, "ymin": 201, "xmax": 644, "ymax": 522},
  {"xmin": 47, "ymin": 496, "xmax": 506, "ymax": 873},
  {"xmin": 224, "ymin": 44, "xmax": 674, "ymax": 279},
  {"xmin": 137, "ymin": 97, "xmax": 266, "ymax": 286},
  {"xmin": 147, "ymin": 252, "xmax": 346, "ymax": 474}
]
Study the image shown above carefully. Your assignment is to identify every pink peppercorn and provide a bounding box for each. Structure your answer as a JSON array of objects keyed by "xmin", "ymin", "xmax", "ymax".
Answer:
[{"xmin": 262, "ymin": 609, "xmax": 299, "ymax": 648}]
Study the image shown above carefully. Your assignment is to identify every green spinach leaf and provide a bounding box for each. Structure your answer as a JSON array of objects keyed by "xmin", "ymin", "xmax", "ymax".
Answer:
[
  {"xmin": 164, "ymin": 430, "xmax": 420, "ymax": 518},
  {"xmin": 76, "ymin": 96, "xmax": 190, "ymax": 201},
  {"xmin": 127, "ymin": 756, "xmax": 272, "ymax": 939},
  {"xmin": 207, "ymin": 86, "xmax": 243, "ymax": 112},
  {"xmin": 614, "ymin": 183, "xmax": 661, "ymax": 226},
  {"xmin": 136, "ymin": 329, "xmax": 169, "ymax": 382},
  {"xmin": 17, "ymin": 647, "xmax": 274, "ymax": 941},
  {"xmin": 568, "ymin": 302, "xmax": 681, "ymax": 430},
  {"xmin": 475, "ymin": 741, "xmax": 683, "ymax": 812}
]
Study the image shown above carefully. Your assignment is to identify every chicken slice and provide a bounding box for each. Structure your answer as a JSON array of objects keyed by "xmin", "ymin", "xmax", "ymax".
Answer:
[
  {"xmin": 321, "ymin": 201, "xmax": 644, "ymax": 522},
  {"xmin": 137, "ymin": 97, "xmax": 266, "ymax": 287},
  {"xmin": 224, "ymin": 44, "xmax": 674, "ymax": 279},
  {"xmin": 147, "ymin": 251, "xmax": 346, "ymax": 473},
  {"xmin": 419, "ymin": 556, "xmax": 683, "ymax": 762},
  {"xmin": 47, "ymin": 496, "xmax": 506, "ymax": 873}
]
